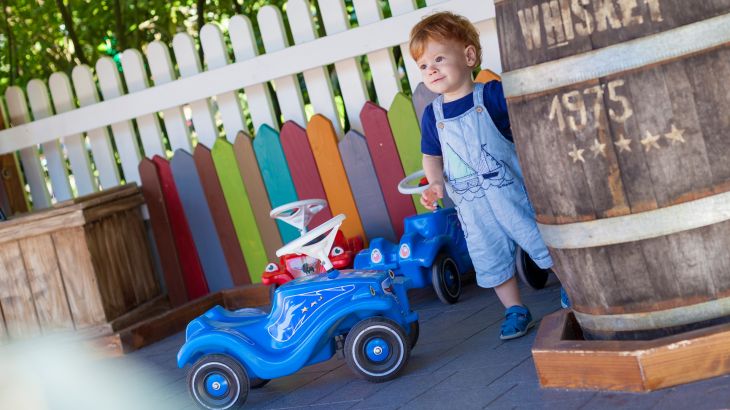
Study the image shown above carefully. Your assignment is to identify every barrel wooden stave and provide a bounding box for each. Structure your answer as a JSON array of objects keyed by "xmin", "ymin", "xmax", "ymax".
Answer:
[
  {"xmin": 498, "ymin": 0, "xmax": 730, "ymax": 339},
  {"xmin": 496, "ymin": 0, "xmax": 730, "ymax": 71}
]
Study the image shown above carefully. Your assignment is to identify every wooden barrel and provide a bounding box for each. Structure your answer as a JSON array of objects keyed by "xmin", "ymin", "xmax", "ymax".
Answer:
[{"xmin": 496, "ymin": 1, "xmax": 730, "ymax": 340}]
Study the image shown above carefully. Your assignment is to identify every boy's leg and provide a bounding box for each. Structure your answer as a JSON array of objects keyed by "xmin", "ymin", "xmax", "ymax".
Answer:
[{"xmin": 494, "ymin": 276, "xmax": 521, "ymax": 308}]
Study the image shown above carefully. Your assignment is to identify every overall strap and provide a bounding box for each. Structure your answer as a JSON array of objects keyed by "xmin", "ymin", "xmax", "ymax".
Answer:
[
  {"xmin": 432, "ymin": 94, "xmax": 446, "ymax": 121},
  {"xmin": 473, "ymin": 82, "xmax": 485, "ymax": 108}
]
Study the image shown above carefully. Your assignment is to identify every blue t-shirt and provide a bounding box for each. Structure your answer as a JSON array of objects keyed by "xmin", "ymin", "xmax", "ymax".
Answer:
[{"xmin": 421, "ymin": 81, "xmax": 512, "ymax": 156}]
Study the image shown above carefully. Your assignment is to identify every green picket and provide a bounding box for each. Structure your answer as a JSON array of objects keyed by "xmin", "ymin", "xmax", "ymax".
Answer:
[
  {"xmin": 388, "ymin": 92, "xmax": 428, "ymax": 213},
  {"xmin": 211, "ymin": 138, "xmax": 268, "ymax": 283}
]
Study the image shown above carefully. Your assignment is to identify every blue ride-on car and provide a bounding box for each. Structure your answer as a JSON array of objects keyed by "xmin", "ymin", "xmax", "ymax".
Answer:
[
  {"xmin": 355, "ymin": 170, "xmax": 550, "ymax": 305},
  {"xmin": 178, "ymin": 214, "xmax": 419, "ymax": 409}
]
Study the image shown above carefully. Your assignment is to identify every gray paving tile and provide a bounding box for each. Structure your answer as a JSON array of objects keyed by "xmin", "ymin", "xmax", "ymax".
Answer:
[{"xmin": 113, "ymin": 281, "xmax": 730, "ymax": 409}]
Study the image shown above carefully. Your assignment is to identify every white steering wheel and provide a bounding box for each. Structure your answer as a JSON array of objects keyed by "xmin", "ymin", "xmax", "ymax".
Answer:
[
  {"xmin": 269, "ymin": 199, "xmax": 327, "ymax": 235},
  {"xmin": 398, "ymin": 170, "xmax": 429, "ymax": 195},
  {"xmin": 276, "ymin": 214, "xmax": 346, "ymax": 272}
]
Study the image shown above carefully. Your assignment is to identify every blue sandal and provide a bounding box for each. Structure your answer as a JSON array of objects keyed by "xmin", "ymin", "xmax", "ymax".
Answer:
[{"xmin": 500, "ymin": 305, "xmax": 535, "ymax": 340}]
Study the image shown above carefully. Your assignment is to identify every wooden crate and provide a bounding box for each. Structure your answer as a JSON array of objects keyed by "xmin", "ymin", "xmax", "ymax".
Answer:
[
  {"xmin": 532, "ymin": 309, "xmax": 730, "ymax": 392},
  {"xmin": 0, "ymin": 184, "xmax": 159, "ymax": 341}
]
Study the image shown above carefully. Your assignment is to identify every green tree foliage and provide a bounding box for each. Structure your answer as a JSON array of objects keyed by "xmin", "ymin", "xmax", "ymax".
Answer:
[{"xmin": 0, "ymin": 0, "xmax": 299, "ymax": 94}]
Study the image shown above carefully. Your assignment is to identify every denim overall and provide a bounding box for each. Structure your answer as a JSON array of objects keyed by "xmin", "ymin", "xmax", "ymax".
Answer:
[{"xmin": 433, "ymin": 82, "xmax": 553, "ymax": 288}]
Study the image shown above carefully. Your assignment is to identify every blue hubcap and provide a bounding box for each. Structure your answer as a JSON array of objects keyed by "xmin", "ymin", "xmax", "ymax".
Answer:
[
  {"xmin": 365, "ymin": 338, "xmax": 390, "ymax": 362},
  {"xmin": 205, "ymin": 373, "xmax": 229, "ymax": 397}
]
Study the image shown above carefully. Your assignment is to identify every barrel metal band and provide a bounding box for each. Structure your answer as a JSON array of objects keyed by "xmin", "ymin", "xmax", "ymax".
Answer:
[
  {"xmin": 503, "ymin": 12, "xmax": 730, "ymax": 98},
  {"xmin": 573, "ymin": 296, "xmax": 730, "ymax": 332},
  {"xmin": 538, "ymin": 190, "xmax": 730, "ymax": 249}
]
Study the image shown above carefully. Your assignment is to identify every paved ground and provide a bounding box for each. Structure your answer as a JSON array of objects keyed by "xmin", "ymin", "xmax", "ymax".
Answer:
[{"xmin": 106, "ymin": 277, "xmax": 730, "ymax": 409}]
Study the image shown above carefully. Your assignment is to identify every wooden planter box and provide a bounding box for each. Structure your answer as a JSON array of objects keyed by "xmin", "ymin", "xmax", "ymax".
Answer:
[{"xmin": 0, "ymin": 184, "xmax": 159, "ymax": 341}]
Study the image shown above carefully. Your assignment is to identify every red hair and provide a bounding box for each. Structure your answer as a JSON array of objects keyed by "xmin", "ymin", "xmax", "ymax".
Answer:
[{"xmin": 409, "ymin": 11, "xmax": 482, "ymax": 68}]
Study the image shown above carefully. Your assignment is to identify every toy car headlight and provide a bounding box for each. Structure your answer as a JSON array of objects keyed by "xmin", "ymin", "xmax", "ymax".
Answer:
[
  {"xmin": 399, "ymin": 244, "xmax": 411, "ymax": 259},
  {"xmin": 265, "ymin": 262, "xmax": 279, "ymax": 273},
  {"xmin": 331, "ymin": 246, "xmax": 345, "ymax": 257},
  {"xmin": 371, "ymin": 248, "xmax": 382, "ymax": 264}
]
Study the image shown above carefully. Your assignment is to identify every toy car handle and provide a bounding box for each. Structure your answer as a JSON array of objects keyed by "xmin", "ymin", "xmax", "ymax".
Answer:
[
  {"xmin": 398, "ymin": 170, "xmax": 440, "ymax": 210},
  {"xmin": 276, "ymin": 214, "xmax": 346, "ymax": 272},
  {"xmin": 398, "ymin": 170, "xmax": 429, "ymax": 195},
  {"xmin": 269, "ymin": 199, "xmax": 328, "ymax": 235}
]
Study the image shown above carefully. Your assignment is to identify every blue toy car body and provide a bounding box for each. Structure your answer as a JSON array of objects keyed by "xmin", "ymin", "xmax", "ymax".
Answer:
[
  {"xmin": 354, "ymin": 207, "xmax": 473, "ymax": 304},
  {"xmin": 178, "ymin": 269, "xmax": 418, "ymax": 409}
]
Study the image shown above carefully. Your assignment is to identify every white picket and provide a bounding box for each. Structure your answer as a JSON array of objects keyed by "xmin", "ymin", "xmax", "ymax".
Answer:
[
  {"xmin": 476, "ymin": 18, "xmax": 502, "ymax": 73},
  {"xmin": 200, "ymin": 24, "xmax": 247, "ymax": 143},
  {"xmin": 48, "ymin": 73, "xmax": 97, "ymax": 196},
  {"xmin": 4, "ymin": 87, "xmax": 50, "ymax": 208},
  {"xmin": 146, "ymin": 41, "xmax": 193, "ymax": 152},
  {"xmin": 353, "ymin": 0, "xmax": 402, "ymax": 108},
  {"xmin": 172, "ymin": 33, "xmax": 218, "ymax": 147},
  {"xmin": 258, "ymin": 6, "xmax": 307, "ymax": 127},
  {"xmin": 96, "ymin": 56, "xmax": 142, "ymax": 184},
  {"xmin": 71, "ymin": 65, "xmax": 120, "ymax": 189},
  {"xmin": 318, "ymin": 0, "xmax": 369, "ymax": 133},
  {"xmin": 27, "ymin": 80, "xmax": 72, "ymax": 201},
  {"xmin": 229, "ymin": 15, "xmax": 278, "ymax": 132},
  {"xmin": 287, "ymin": 0, "xmax": 342, "ymax": 135},
  {"xmin": 390, "ymin": 0, "xmax": 422, "ymax": 92},
  {"xmin": 121, "ymin": 49, "xmax": 166, "ymax": 157}
]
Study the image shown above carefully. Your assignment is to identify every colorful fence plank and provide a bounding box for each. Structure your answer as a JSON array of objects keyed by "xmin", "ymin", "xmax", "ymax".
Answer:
[
  {"xmin": 170, "ymin": 150, "xmax": 234, "ymax": 292},
  {"xmin": 252, "ymin": 124, "xmax": 300, "ymax": 243},
  {"xmin": 360, "ymin": 102, "xmax": 416, "ymax": 237},
  {"xmin": 193, "ymin": 144, "xmax": 251, "ymax": 286},
  {"xmin": 138, "ymin": 158, "xmax": 189, "ymax": 307},
  {"xmin": 388, "ymin": 93, "xmax": 427, "ymax": 214},
  {"xmin": 412, "ymin": 83, "xmax": 438, "ymax": 126},
  {"xmin": 306, "ymin": 115, "xmax": 365, "ymax": 241},
  {"xmin": 212, "ymin": 138, "xmax": 269, "ymax": 283},
  {"xmin": 233, "ymin": 131, "xmax": 283, "ymax": 261},
  {"xmin": 0, "ymin": 115, "xmax": 28, "ymax": 215},
  {"xmin": 280, "ymin": 121, "xmax": 332, "ymax": 228},
  {"xmin": 475, "ymin": 69, "xmax": 501, "ymax": 84},
  {"xmin": 152, "ymin": 156, "xmax": 209, "ymax": 299},
  {"xmin": 339, "ymin": 130, "xmax": 397, "ymax": 242}
]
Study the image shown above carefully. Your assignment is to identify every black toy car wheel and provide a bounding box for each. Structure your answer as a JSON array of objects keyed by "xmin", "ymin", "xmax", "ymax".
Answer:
[
  {"xmin": 188, "ymin": 354, "xmax": 249, "ymax": 409},
  {"xmin": 249, "ymin": 377, "xmax": 270, "ymax": 389},
  {"xmin": 432, "ymin": 253, "xmax": 461, "ymax": 304},
  {"xmin": 407, "ymin": 321, "xmax": 419, "ymax": 350},
  {"xmin": 345, "ymin": 317, "xmax": 411, "ymax": 383},
  {"xmin": 515, "ymin": 247, "xmax": 550, "ymax": 290}
]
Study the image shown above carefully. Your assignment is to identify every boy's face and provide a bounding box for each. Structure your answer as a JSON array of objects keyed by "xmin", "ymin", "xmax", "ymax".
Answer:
[{"xmin": 416, "ymin": 39, "xmax": 476, "ymax": 98}]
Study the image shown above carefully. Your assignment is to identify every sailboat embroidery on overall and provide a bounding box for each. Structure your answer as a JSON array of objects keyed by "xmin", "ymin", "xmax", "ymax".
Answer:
[{"xmin": 444, "ymin": 143, "xmax": 513, "ymax": 203}]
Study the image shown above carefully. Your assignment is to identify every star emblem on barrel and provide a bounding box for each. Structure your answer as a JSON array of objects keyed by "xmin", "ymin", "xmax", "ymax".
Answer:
[
  {"xmin": 664, "ymin": 124, "xmax": 686, "ymax": 145},
  {"xmin": 640, "ymin": 130, "xmax": 661, "ymax": 152},
  {"xmin": 614, "ymin": 134, "xmax": 632, "ymax": 153},
  {"xmin": 589, "ymin": 139, "xmax": 607, "ymax": 158},
  {"xmin": 568, "ymin": 144, "xmax": 585, "ymax": 163}
]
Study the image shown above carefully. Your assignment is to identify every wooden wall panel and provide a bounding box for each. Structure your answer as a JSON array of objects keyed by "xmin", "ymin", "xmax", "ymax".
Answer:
[
  {"xmin": 252, "ymin": 125, "xmax": 300, "ymax": 243},
  {"xmin": 388, "ymin": 92, "xmax": 427, "ymax": 213},
  {"xmin": 212, "ymin": 139, "xmax": 269, "ymax": 283},
  {"xmin": 153, "ymin": 156, "xmax": 209, "ymax": 299},
  {"xmin": 280, "ymin": 120, "xmax": 332, "ymax": 228},
  {"xmin": 171, "ymin": 150, "xmax": 234, "ymax": 292},
  {"xmin": 360, "ymin": 102, "xmax": 416, "ymax": 237},
  {"xmin": 0, "ymin": 242, "xmax": 41, "ymax": 338},
  {"xmin": 233, "ymin": 132, "xmax": 283, "ymax": 261},
  {"xmin": 19, "ymin": 235, "xmax": 75, "ymax": 333},
  {"xmin": 139, "ymin": 158, "xmax": 189, "ymax": 307},
  {"xmin": 307, "ymin": 115, "xmax": 365, "ymax": 241},
  {"xmin": 339, "ymin": 130, "xmax": 397, "ymax": 242},
  {"xmin": 193, "ymin": 145, "xmax": 251, "ymax": 286}
]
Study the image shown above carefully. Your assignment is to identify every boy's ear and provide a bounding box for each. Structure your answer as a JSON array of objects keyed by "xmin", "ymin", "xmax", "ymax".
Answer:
[{"xmin": 464, "ymin": 45, "xmax": 478, "ymax": 68}]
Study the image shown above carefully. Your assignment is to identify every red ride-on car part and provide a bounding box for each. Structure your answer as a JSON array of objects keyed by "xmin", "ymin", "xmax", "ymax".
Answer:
[{"xmin": 261, "ymin": 199, "xmax": 363, "ymax": 299}]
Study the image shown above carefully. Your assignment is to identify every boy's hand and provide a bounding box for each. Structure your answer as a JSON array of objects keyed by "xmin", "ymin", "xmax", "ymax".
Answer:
[{"xmin": 421, "ymin": 183, "xmax": 444, "ymax": 211}]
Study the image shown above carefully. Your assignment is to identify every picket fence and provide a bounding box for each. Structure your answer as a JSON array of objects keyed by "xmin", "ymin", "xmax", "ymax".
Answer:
[{"xmin": 0, "ymin": 0, "xmax": 500, "ymax": 287}]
